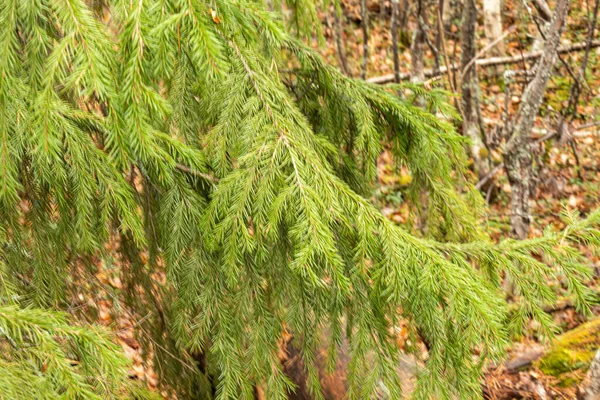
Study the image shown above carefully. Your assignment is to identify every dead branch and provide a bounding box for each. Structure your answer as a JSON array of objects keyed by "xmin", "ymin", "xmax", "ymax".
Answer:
[{"xmin": 367, "ymin": 40, "xmax": 600, "ymax": 84}]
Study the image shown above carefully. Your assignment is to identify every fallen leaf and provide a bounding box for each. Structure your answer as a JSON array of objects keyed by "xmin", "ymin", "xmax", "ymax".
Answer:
[{"xmin": 210, "ymin": 8, "xmax": 221, "ymax": 24}]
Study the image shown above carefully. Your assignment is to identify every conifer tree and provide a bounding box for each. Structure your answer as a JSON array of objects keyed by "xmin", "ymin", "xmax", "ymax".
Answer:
[{"xmin": 0, "ymin": 0, "xmax": 599, "ymax": 398}]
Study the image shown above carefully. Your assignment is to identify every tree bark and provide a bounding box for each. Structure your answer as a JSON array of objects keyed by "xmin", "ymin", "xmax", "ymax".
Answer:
[
  {"xmin": 360, "ymin": 0, "xmax": 369, "ymax": 79},
  {"xmin": 391, "ymin": 0, "xmax": 401, "ymax": 82},
  {"xmin": 532, "ymin": 0, "xmax": 553, "ymax": 22},
  {"xmin": 504, "ymin": 0, "xmax": 570, "ymax": 239},
  {"xmin": 483, "ymin": 0, "xmax": 505, "ymax": 75},
  {"xmin": 461, "ymin": 0, "xmax": 489, "ymax": 178},
  {"xmin": 579, "ymin": 350, "xmax": 600, "ymax": 399},
  {"xmin": 531, "ymin": 0, "xmax": 552, "ymax": 51},
  {"xmin": 332, "ymin": 5, "xmax": 352, "ymax": 77},
  {"xmin": 410, "ymin": 0, "xmax": 426, "ymax": 82},
  {"xmin": 441, "ymin": 0, "xmax": 452, "ymax": 26},
  {"xmin": 399, "ymin": 0, "xmax": 409, "ymax": 33},
  {"xmin": 380, "ymin": 0, "xmax": 387, "ymax": 19},
  {"xmin": 560, "ymin": 0, "xmax": 599, "ymax": 122}
]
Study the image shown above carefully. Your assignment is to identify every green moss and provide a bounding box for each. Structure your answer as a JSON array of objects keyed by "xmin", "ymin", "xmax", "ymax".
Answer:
[
  {"xmin": 537, "ymin": 318, "xmax": 600, "ymax": 386},
  {"xmin": 539, "ymin": 348, "xmax": 590, "ymax": 375},
  {"xmin": 558, "ymin": 376, "xmax": 579, "ymax": 388}
]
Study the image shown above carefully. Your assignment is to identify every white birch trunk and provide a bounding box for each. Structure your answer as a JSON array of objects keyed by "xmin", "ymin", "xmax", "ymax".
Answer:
[{"xmin": 483, "ymin": 0, "xmax": 505, "ymax": 74}]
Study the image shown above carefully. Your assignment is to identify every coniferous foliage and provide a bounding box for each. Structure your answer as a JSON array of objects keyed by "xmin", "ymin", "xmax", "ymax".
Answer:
[
  {"xmin": 0, "ymin": 0, "xmax": 599, "ymax": 398},
  {"xmin": 0, "ymin": 303, "xmax": 152, "ymax": 399}
]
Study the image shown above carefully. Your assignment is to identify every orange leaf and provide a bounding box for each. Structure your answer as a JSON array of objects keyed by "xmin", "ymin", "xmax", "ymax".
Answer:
[{"xmin": 210, "ymin": 8, "xmax": 221, "ymax": 24}]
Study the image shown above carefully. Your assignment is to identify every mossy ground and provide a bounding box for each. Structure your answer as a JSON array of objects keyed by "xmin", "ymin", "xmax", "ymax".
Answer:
[{"xmin": 537, "ymin": 318, "xmax": 600, "ymax": 386}]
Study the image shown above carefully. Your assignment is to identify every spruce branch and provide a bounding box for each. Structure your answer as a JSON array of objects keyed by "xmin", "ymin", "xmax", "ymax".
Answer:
[{"xmin": 1, "ymin": 1, "xmax": 599, "ymax": 399}]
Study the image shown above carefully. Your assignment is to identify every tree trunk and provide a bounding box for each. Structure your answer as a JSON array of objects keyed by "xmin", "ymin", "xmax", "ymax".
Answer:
[
  {"xmin": 504, "ymin": 0, "xmax": 570, "ymax": 239},
  {"xmin": 333, "ymin": 5, "xmax": 352, "ymax": 77},
  {"xmin": 483, "ymin": 0, "xmax": 505, "ymax": 75},
  {"xmin": 391, "ymin": 0, "xmax": 401, "ymax": 82},
  {"xmin": 560, "ymin": 0, "xmax": 599, "ymax": 122},
  {"xmin": 361, "ymin": 0, "xmax": 369, "ymax": 79},
  {"xmin": 461, "ymin": 0, "xmax": 490, "ymax": 179},
  {"xmin": 532, "ymin": 0, "xmax": 552, "ymax": 51},
  {"xmin": 410, "ymin": 0, "xmax": 426, "ymax": 82},
  {"xmin": 442, "ymin": 0, "xmax": 452, "ymax": 26},
  {"xmin": 399, "ymin": 0, "xmax": 409, "ymax": 33},
  {"xmin": 532, "ymin": 0, "xmax": 553, "ymax": 22},
  {"xmin": 579, "ymin": 350, "xmax": 600, "ymax": 399}
]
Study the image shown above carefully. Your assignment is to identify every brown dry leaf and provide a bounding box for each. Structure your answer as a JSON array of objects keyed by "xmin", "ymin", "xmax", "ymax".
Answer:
[
  {"xmin": 132, "ymin": 363, "xmax": 145, "ymax": 379},
  {"xmin": 393, "ymin": 324, "xmax": 408, "ymax": 350},
  {"xmin": 96, "ymin": 270, "xmax": 109, "ymax": 284},
  {"xmin": 121, "ymin": 342, "xmax": 138, "ymax": 359},
  {"xmin": 391, "ymin": 213, "xmax": 405, "ymax": 224},
  {"xmin": 109, "ymin": 275, "xmax": 122, "ymax": 289},
  {"xmin": 210, "ymin": 8, "xmax": 221, "ymax": 24},
  {"xmin": 145, "ymin": 371, "xmax": 159, "ymax": 389},
  {"xmin": 99, "ymin": 309, "xmax": 112, "ymax": 323}
]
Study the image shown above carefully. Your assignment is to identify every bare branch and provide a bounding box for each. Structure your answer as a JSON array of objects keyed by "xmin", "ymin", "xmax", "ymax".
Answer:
[{"xmin": 367, "ymin": 41, "xmax": 600, "ymax": 84}]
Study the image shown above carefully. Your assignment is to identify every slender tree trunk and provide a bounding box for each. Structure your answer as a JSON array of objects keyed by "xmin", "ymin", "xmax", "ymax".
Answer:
[
  {"xmin": 419, "ymin": 8, "xmax": 441, "ymax": 75},
  {"xmin": 410, "ymin": 0, "xmax": 426, "ymax": 82},
  {"xmin": 532, "ymin": 0, "xmax": 552, "ymax": 51},
  {"xmin": 442, "ymin": 0, "xmax": 452, "ymax": 26},
  {"xmin": 332, "ymin": 5, "xmax": 352, "ymax": 77},
  {"xmin": 410, "ymin": 0, "xmax": 428, "ymax": 232},
  {"xmin": 483, "ymin": 0, "xmax": 505, "ymax": 75},
  {"xmin": 461, "ymin": 0, "xmax": 490, "ymax": 178},
  {"xmin": 436, "ymin": 0, "xmax": 459, "ymax": 97},
  {"xmin": 391, "ymin": 0, "xmax": 401, "ymax": 82},
  {"xmin": 399, "ymin": 0, "xmax": 410, "ymax": 33},
  {"xmin": 361, "ymin": 0, "xmax": 369, "ymax": 79},
  {"xmin": 504, "ymin": 0, "xmax": 570, "ymax": 239},
  {"xmin": 579, "ymin": 349, "xmax": 600, "ymax": 399},
  {"xmin": 532, "ymin": 0, "xmax": 553, "ymax": 21},
  {"xmin": 435, "ymin": 0, "xmax": 445, "ymax": 71},
  {"xmin": 560, "ymin": 0, "xmax": 599, "ymax": 122}
]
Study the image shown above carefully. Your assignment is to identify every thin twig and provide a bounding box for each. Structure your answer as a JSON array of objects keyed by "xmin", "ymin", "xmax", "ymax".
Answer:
[
  {"xmin": 475, "ymin": 123, "xmax": 586, "ymax": 190},
  {"xmin": 436, "ymin": 6, "xmax": 458, "ymax": 97},
  {"xmin": 175, "ymin": 164, "xmax": 219, "ymax": 184},
  {"xmin": 476, "ymin": 163, "xmax": 505, "ymax": 190},
  {"xmin": 417, "ymin": 15, "xmax": 440, "ymax": 75},
  {"xmin": 461, "ymin": 26, "xmax": 517, "ymax": 77}
]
